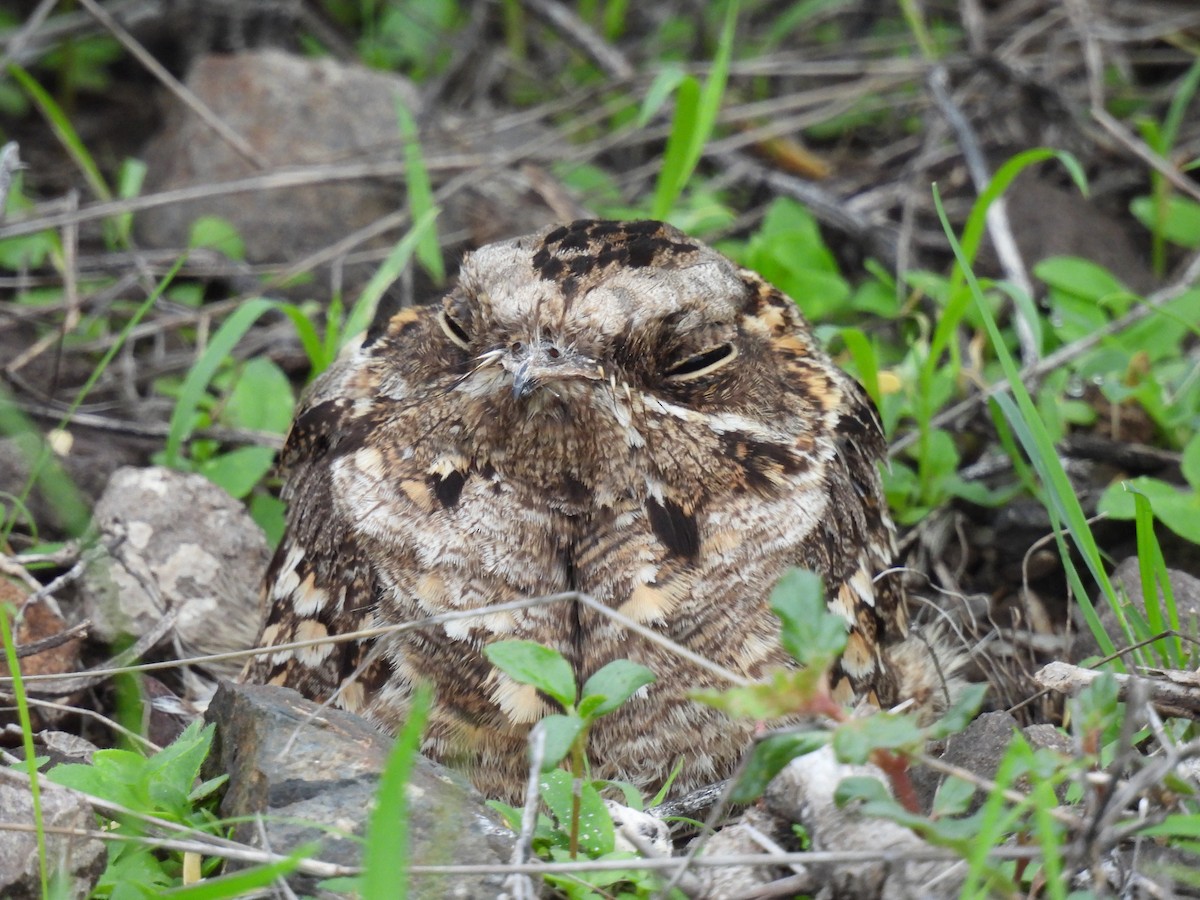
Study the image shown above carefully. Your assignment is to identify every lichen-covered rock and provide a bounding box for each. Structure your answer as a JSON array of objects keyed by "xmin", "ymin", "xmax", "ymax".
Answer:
[
  {"xmin": 0, "ymin": 778, "xmax": 105, "ymax": 899},
  {"xmin": 80, "ymin": 466, "xmax": 268, "ymax": 682}
]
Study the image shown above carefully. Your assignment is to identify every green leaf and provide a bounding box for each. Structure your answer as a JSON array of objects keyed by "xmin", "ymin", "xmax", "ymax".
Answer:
[
  {"xmin": 395, "ymin": 100, "xmax": 443, "ymax": 284},
  {"xmin": 164, "ymin": 298, "xmax": 279, "ymax": 467},
  {"xmin": 833, "ymin": 774, "xmax": 893, "ymax": 806},
  {"xmin": 484, "ymin": 640, "xmax": 576, "ymax": 709},
  {"xmin": 932, "ymin": 775, "xmax": 976, "ymax": 817},
  {"xmin": 730, "ymin": 732, "xmax": 828, "ymax": 804},
  {"xmin": 188, "ymin": 215, "xmax": 245, "ymax": 260},
  {"xmin": 580, "ymin": 659, "xmax": 655, "ymax": 718},
  {"xmin": 770, "ymin": 568, "xmax": 845, "ymax": 666},
  {"xmin": 221, "ymin": 357, "xmax": 295, "ymax": 434},
  {"xmin": 840, "ymin": 328, "xmax": 881, "ymax": 407},
  {"xmin": 145, "ymin": 721, "xmax": 215, "ymax": 819},
  {"xmin": 649, "ymin": 0, "xmax": 738, "ymax": 219},
  {"xmin": 197, "ymin": 446, "xmax": 276, "ymax": 499},
  {"xmin": 343, "ymin": 207, "xmax": 439, "ymax": 347},
  {"xmin": 831, "ymin": 712, "xmax": 924, "ymax": 764},
  {"xmin": 1182, "ymin": 433, "xmax": 1200, "ymax": 489},
  {"xmin": 8, "ymin": 63, "xmax": 111, "ymax": 201},
  {"xmin": 651, "ymin": 74, "xmax": 700, "ymax": 220},
  {"xmin": 925, "ymin": 682, "xmax": 988, "ymax": 740},
  {"xmin": 538, "ymin": 714, "xmax": 584, "ymax": 771},
  {"xmin": 250, "ymin": 493, "xmax": 287, "ymax": 548},
  {"xmin": 638, "ymin": 66, "xmax": 688, "ymax": 127},
  {"xmin": 112, "ymin": 157, "xmax": 148, "ymax": 248},
  {"xmin": 691, "ymin": 667, "xmax": 827, "ymax": 719},
  {"xmin": 1033, "ymin": 256, "xmax": 1129, "ymax": 302},
  {"xmin": 162, "ymin": 844, "xmax": 313, "ymax": 897},
  {"xmin": 1131, "ymin": 195, "xmax": 1200, "ymax": 248},
  {"xmin": 538, "ymin": 770, "xmax": 615, "ymax": 858},
  {"xmin": 1098, "ymin": 478, "xmax": 1200, "ymax": 544}
]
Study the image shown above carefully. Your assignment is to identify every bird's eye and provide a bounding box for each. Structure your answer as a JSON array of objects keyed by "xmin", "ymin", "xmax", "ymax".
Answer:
[
  {"xmin": 664, "ymin": 343, "xmax": 738, "ymax": 382},
  {"xmin": 438, "ymin": 310, "xmax": 472, "ymax": 350}
]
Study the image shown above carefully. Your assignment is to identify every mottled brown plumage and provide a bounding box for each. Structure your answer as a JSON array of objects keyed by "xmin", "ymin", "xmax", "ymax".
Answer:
[{"xmin": 242, "ymin": 219, "xmax": 944, "ymax": 801}]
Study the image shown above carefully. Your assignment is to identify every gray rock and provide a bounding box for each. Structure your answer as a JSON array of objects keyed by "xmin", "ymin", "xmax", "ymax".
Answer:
[
  {"xmin": 0, "ymin": 777, "xmax": 106, "ymax": 899},
  {"xmin": 1072, "ymin": 557, "xmax": 1200, "ymax": 663},
  {"xmin": 137, "ymin": 50, "xmax": 419, "ymax": 285},
  {"xmin": 206, "ymin": 681, "xmax": 514, "ymax": 898},
  {"xmin": 80, "ymin": 466, "xmax": 268, "ymax": 682},
  {"xmin": 135, "ymin": 51, "xmax": 585, "ymax": 297},
  {"xmin": 918, "ymin": 710, "xmax": 1019, "ymax": 815}
]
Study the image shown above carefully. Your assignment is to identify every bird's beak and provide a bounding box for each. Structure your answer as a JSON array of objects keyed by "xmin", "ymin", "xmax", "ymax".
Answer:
[
  {"xmin": 511, "ymin": 359, "xmax": 536, "ymax": 400},
  {"xmin": 504, "ymin": 342, "xmax": 601, "ymax": 401}
]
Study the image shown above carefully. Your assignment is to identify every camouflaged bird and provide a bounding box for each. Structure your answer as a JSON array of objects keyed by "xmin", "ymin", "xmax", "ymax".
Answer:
[{"xmin": 242, "ymin": 219, "xmax": 953, "ymax": 802}]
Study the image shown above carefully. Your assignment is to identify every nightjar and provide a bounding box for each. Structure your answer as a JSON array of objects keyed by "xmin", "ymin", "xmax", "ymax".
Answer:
[{"xmin": 242, "ymin": 219, "xmax": 952, "ymax": 801}]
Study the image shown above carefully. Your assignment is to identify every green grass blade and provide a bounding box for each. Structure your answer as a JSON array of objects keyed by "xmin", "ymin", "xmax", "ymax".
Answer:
[
  {"xmin": 362, "ymin": 684, "xmax": 432, "ymax": 900},
  {"xmin": 651, "ymin": 75, "xmax": 700, "ymax": 220},
  {"xmin": 934, "ymin": 186, "xmax": 1123, "ymax": 662},
  {"xmin": 395, "ymin": 101, "xmax": 444, "ymax": 285},
  {"xmin": 1, "ymin": 606, "xmax": 48, "ymax": 897},
  {"xmin": 693, "ymin": 1, "xmax": 737, "ymax": 162},
  {"xmin": 272, "ymin": 303, "xmax": 328, "ymax": 374},
  {"xmin": 649, "ymin": 0, "xmax": 738, "ymax": 219},
  {"xmin": 164, "ymin": 297, "xmax": 279, "ymax": 467},
  {"xmin": 7, "ymin": 63, "xmax": 112, "ymax": 201},
  {"xmin": 342, "ymin": 207, "xmax": 440, "ymax": 347},
  {"xmin": 1161, "ymin": 58, "xmax": 1200, "ymax": 155},
  {"xmin": 1133, "ymin": 492, "xmax": 1184, "ymax": 667},
  {"xmin": 930, "ymin": 148, "xmax": 1085, "ymax": 364}
]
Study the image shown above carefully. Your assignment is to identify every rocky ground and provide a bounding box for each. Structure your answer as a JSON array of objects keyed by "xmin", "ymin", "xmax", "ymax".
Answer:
[{"xmin": 3, "ymin": 0, "xmax": 1200, "ymax": 896}]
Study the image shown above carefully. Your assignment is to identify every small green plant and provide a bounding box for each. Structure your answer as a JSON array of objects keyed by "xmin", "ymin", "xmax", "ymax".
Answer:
[
  {"xmin": 483, "ymin": 640, "xmax": 665, "ymax": 897},
  {"xmin": 1131, "ymin": 57, "xmax": 1200, "ymax": 276},
  {"xmin": 46, "ymin": 722, "xmax": 217, "ymax": 897},
  {"xmin": 38, "ymin": 720, "xmax": 310, "ymax": 898},
  {"xmin": 693, "ymin": 568, "xmax": 986, "ymax": 805}
]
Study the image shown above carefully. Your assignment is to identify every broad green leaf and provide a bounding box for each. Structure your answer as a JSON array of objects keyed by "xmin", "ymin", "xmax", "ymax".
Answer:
[
  {"xmin": 1099, "ymin": 477, "xmax": 1200, "ymax": 544},
  {"xmin": 831, "ymin": 711, "xmax": 924, "ymax": 764},
  {"xmin": 770, "ymin": 568, "xmax": 845, "ymax": 665},
  {"xmin": 188, "ymin": 215, "xmax": 245, "ymax": 260},
  {"xmin": 198, "ymin": 446, "xmax": 276, "ymax": 499},
  {"xmin": 484, "ymin": 640, "xmax": 576, "ymax": 709},
  {"xmin": 222, "ymin": 357, "xmax": 295, "ymax": 434},
  {"xmin": 1131, "ymin": 195, "xmax": 1200, "ymax": 248},
  {"xmin": 730, "ymin": 732, "xmax": 828, "ymax": 804},
  {"xmin": 250, "ymin": 493, "xmax": 287, "ymax": 548},
  {"xmin": 580, "ymin": 659, "xmax": 655, "ymax": 718},
  {"xmin": 1033, "ymin": 256, "xmax": 1128, "ymax": 302},
  {"xmin": 537, "ymin": 714, "xmax": 584, "ymax": 771},
  {"xmin": 932, "ymin": 775, "xmax": 976, "ymax": 817}
]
